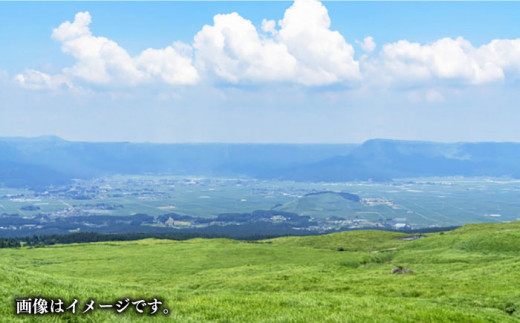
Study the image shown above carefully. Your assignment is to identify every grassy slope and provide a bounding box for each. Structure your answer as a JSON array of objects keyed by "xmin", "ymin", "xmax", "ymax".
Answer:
[{"xmin": 1, "ymin": 223, "xmax": 520, "ymax": 322}]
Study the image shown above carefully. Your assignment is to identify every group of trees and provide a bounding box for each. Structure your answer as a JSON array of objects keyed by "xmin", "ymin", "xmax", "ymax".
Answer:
[
  {"xmin": 0, "ymin": 223, "xmax": 461, "ymax": 249},
  {"xmin": 0, "ymin": 238, "xmax": 21, "ymax": 248},
  {"xmin": 2, "ymin": 229, "xmax": 311, "ymax": 248}
]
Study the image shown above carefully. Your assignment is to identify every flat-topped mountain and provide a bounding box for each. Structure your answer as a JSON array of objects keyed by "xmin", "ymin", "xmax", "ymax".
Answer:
[{"xmin": 281, "ymin": 139, "xmax": 520, "ymax": 182}]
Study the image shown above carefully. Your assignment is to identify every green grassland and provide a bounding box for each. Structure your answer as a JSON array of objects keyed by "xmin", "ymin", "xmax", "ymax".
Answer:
[{"xmin": 2, "ymin": 221, "xmax": 520, "ymax": 322}]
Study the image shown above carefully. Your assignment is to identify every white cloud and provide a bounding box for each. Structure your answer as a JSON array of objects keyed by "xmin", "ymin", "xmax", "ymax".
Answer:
[
  {"xmin": 15, "ymin": 69, "xmax": 72, "ymax": 90},
  {"xmin": 357, "ymin": 36, "xmax": 376, "ymax": 53},
  {"xmin": 17, "ymin": 11, "xmax": 198, "ymax": 90},
  {"xmin": 51, "ymin": 12, "xmax": 143, "ymax": 85},
  {"xmin": 136, "ymin": 42, "xmax": 199, "ymax": 85},
  {"xmin": 194, "ymin": 12, "xmax": 296, "ymax": 84},
  {"xmin": 370, "ymin": 36, "xmax": 520, "ymax": 86},
  {"xmin": 194, "ymin": 0, "xmax": 360, "ymax": 86},
  {"xmin": 15, "ymin": 1, "xmax": 520, "ymax": 92},
  {"xmin": 261, "ymin": 19, "xmax": 277, "ymax": 35},
  {"xmin": 479, "ymin": 38, "xmax": 520, "ymax": 76},
  {"xmin": 278, "ymin": 0, "xmax": 360, "ymax": 85}
]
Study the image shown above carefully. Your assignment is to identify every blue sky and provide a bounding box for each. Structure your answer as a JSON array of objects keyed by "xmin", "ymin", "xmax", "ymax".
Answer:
[{"xmin": 1, "ymin": 1, "xmax": 520, "ymax": 143}]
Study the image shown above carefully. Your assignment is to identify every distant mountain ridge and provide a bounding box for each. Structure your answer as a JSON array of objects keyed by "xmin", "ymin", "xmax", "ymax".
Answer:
[
  {"xmin": 280, "ymin": 139, "xmax": 520, "ymax": 182},
  {"xmin": 0, "ymin": 136, "xmax": 355, "ymax": 188},
  {"xmin": 1, "ymin": 137, "xmax": 520, "ymax": 188}
]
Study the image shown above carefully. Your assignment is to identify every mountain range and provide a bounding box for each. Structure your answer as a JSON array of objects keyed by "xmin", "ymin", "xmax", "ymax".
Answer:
[{"xmin": 1, "ymin": 136, "xmax": 520, "ymax": 188}]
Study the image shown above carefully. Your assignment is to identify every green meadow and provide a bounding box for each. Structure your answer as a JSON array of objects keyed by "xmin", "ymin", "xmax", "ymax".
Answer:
[{"xmin": 2, "ymin": 221, "xmax": 520, "ymax": 322}]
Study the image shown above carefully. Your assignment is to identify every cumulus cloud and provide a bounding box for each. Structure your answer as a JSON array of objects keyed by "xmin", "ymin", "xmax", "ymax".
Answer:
[
  {"xmin": 357, "ymin": 36, "xmax": 376, "ymax": 53},
  {"xmin": 277, "ymin": 0, "xmax": 360, "ymax": 85},
  {"xmin": 194, "ymin": 0, "xmax": 361, "ymax": 86},
  {"xmin": 136, "ymin": 42, "xmax": 199, "ymax": 85},
  {"xmin": 14, "ymin": 0, "xmax": 520, "ymax": 92},
  {"xmin": 16, "ymin": 11, "xmax": 198, "ymax": 90},
  {"xmin": 194, "ymin": 12, "xmax": 297, "ymax": 84},
  {"xmin": 51, "ymin": 12, "xmax": 143, "ymax": 85},
  {"xmin": 371, "ymin": 36, "xmax": 520, "ymax": 86},
  {"xmin": 261, "ymin": 19, "xmax": 277, "ymax": 35}
]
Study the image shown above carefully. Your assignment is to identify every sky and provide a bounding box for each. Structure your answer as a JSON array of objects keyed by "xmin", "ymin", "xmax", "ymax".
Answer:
[{"xmin": 1, "ymin": 1, "xmax": 520, "ymax": 143}]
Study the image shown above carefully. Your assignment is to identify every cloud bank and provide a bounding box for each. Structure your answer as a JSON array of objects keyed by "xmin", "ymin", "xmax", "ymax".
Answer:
[{"xmin": 15, "ymin": 0, "xmax": 520, "ymax": 92}]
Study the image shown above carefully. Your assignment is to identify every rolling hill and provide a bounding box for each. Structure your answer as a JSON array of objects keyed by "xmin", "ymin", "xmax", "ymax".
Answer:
[
  {"xmin": 1, "ymin": 221, "xmax": 520, "ymax": 321},
  {"xmin": 273, "ymin": 191, "xmax": 373, "ymax": 220}
]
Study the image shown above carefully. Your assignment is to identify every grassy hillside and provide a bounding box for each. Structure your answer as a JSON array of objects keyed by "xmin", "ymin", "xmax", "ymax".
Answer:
[{"xmin": 1, "ymin": 222, "xmax": 520, "ymax": 322}]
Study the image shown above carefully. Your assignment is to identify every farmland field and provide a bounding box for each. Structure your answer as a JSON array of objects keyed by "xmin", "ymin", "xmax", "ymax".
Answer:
[{"xmin": 2, "ymin": 176, "xmax": 520, "ymax": 233}]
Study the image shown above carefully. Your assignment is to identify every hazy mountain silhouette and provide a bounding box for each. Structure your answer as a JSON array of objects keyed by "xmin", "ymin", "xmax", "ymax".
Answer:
[
  {"xmin": 280, "ymin": 139, "xmax": 520, "ymax": 181},
  {"xmin": 1, "ymin": 137, "xmax": 520, "ymax": 188}
]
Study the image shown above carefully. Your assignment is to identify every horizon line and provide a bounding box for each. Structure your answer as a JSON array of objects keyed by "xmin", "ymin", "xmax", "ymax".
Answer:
[{"xmin": 2, "ymin": 135, "xmax": 520, "ymax": 145}]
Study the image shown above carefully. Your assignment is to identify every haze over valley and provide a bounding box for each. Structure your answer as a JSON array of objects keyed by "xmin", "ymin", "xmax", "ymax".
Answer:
[{"xmin": 1, "ymin": 137, "xmax": 519, "ymax": 237}]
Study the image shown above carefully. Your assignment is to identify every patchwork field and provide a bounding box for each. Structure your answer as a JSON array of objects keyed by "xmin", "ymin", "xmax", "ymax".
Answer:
[
  {"xmin": 3, "ymin": 177, "xmax": 520, "ymax": 237},
  {"xmin": 2, "ymin": 221, "xmax": 520, "ymax": 322}
]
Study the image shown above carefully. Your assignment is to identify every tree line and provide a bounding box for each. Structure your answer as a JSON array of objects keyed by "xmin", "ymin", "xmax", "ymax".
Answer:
[{"xmin": 0, "ymin": 225, "xmax": 460, "ymax": 249}]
